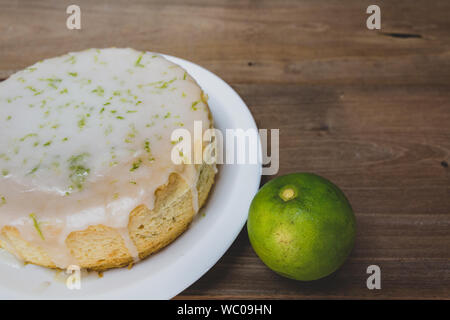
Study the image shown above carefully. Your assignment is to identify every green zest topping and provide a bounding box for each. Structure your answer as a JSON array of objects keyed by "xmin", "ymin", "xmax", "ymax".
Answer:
[
  {"xmin": 64, "ymin": 55, "xmax": 76, "ymax": 64},
  {"xmin": 130, "ymin": 159, "xmax": 143, "ymax": 172},
  {"xmin": 0, "ymin": 195, "xmax": 6, "ymax": 207},
  {"xmin": 92, "ymin": 86, "xmax": 105, "ymax": 96},
  {"xmin": 68, "ymin": 153, "xmax": 91, "ymax": 191},
  {"xmin": 191, "ymin": 100, "xmax": 200, "ymax": 111},
  {"xmin": 78, "ymin": 115, "xmax": 87, "ymax": 129},
  {"xmin": 124, "ymin": 124, "xmax": 138, "ymax": 143},
  {"xmin": 138, "ymin": 78, "xmax": 176, "ymax": 90},
  {"xmin": 29, "ymin": 213, "xmax": 45, "ymax": 240},
  {"xmin": 144, "ymin": 139, "xmax": 151, "ymax": 153},
  {"xmin": 40, "ymin": 78, "xmax": 62, "ymax": 89},
  {"xmin": 156, "ymin": 78, "xmax": 176, "ymax": 89},
  {"xmin": 28, "ymin": 165, "xmax": 40, "ymax": 175},
  {"xmin": 25, "ymin": 86, "xmax": 42, "ymax": 96},
  {"xmin": 171, "ymin": 136, "xmax": 184, "ymax": 145},
  {"xmin": 135, "ymin": 54, "xmax": 145, "ymax": 68}
]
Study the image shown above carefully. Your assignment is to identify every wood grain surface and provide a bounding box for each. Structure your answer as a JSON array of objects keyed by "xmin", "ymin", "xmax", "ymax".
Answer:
[{"xmin": 0, "ymin": 0, "xmax": 449, "ymax": 299}]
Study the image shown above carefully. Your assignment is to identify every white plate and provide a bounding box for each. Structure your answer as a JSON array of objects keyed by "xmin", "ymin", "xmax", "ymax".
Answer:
[{"xmin": 0, "ymin": 54, "xmax": 262, "ymax": 299}]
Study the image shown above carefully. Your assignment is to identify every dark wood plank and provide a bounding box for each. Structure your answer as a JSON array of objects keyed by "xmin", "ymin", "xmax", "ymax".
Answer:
[
  {"xmin": 176, "ymin": 219, "xmax": 450, "ymax": 299},
  {"xmin": 0, "ymin": 0, "xmax": 449, "ymax": 299},
  {"xmin": 177, "ymin": 83, "xmax": 450, "ymax": 299}
]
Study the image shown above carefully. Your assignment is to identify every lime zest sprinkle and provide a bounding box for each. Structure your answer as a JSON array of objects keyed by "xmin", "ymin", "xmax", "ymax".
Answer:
[
  {"xmin": 25, "ymin": 86, "xmax": 37, "ymax": 93},
  {"xmin": 64, "ymin": 55, "xmax": 76, "ymax": 64},
  {"xmin": 29, "ymin": 213, "xmax": 45, "ymax": 240},
  {"xmin": 156, "ymin": 78, "xmax": 176, "ymax": 89},
  {"xmin": 144, "ymin": 139, "xmax": 151, "ymax": 154},
  {"xmin": 130, "ymin": 159, "xmax": 143, "ymax": 172},
  {"xmin": 40, "ymin": 77, "xmax": 62, "ymax": 89},
  {"xmin": 0, "ymin": 195, "xmax": 6, "ymax": 206},
  {"xmin": 191, "ymin": 100, "xmax": 200, "ymax": 111},
  {"xmin": 68, "ymin": 153, "xmax": 91, "ymax": 191},
  {"xmin": 92, "ymin": 86, "xmax": 105, "ymax": 96},
  {"xmin": 135, "ymin": 54, "xmax": 145, "ymax": 68},
  {"xmin": 28, "ymin": 165, "xmax": 40, "ymax": 175},
  {"xmin": 78, "ymin": 115, "xmax": 87, "ymax": 129},
  {"xmin": 171, "ymin": 136, "xmax": 183, "ymax": 145}
]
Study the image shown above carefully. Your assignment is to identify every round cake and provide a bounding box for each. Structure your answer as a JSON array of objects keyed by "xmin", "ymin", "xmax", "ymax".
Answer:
[{"xmin": 0, "ymin": 48, "xmax": 216, "ymax": 270}]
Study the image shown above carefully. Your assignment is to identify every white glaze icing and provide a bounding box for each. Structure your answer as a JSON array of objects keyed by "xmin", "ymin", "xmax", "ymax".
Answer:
[{"xmin": 0, "ymin": 48, "xmax": 211, "ymax": 268}]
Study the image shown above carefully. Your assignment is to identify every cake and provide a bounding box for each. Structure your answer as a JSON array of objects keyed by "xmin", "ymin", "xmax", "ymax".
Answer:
[{"xmin": 0, "ymin": 48, "xmax": 216, "ymax": 270}]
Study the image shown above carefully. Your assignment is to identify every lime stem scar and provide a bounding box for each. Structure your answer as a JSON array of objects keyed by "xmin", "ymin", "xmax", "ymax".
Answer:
[{"xmin": 280, "ymin": 187, "xmax": 297, "ymax": 201}]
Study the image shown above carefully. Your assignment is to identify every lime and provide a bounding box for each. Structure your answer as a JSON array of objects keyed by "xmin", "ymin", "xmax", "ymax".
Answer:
[{"xmin": 247, "ymin": 173, "xmax": 356, "ymax": 281}]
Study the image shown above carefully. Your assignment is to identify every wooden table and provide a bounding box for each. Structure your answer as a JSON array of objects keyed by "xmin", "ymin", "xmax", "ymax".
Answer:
[{"xmin": 0, "ymin": 0, "xmax": 449, "ymax": 299}]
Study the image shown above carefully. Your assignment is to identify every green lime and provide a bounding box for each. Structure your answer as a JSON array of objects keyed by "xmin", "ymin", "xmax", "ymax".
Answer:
[{"xmin": 247, "ymin": 173, "xmax": 356, "ymax": 281}]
